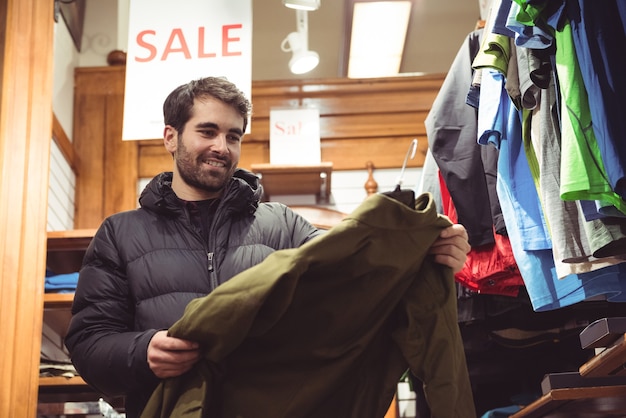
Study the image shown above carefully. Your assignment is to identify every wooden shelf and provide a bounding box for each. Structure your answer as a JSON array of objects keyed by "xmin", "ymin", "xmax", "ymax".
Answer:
[
  {"xmin": 251, "ymin": 162, "xmax": 333, "ymax": 203},
  {"xmin": 580, "ymin": 334, "xmax": 626, "ymax": 378},
  {"xmin": 38, "ymin": 376, "xmax": 124, "ymax": 410},
  {"xmin": 47, "ymin": 229, "xmax": 96, "ymax": 274},
  {"xmin": 39, "ymin": 231, "xmax": 104, "ymax": 410},
  {"xmin": 40, "ymin": 376, "xmax": 87, "ymax": 387},
  {"xmin": 44, "ymin": 293, "xmax": 75, "ymax": 308},
  {"xmin": 38, "ymin": 376, "xmax": 94, "ymax": 404},
  {"xmin": 513, "ymin": 331, "xmax": 626, "ymax": 417},
  {"xmin": 510, "ymin": 385, "xmax": 626, "ymax": 417},
  {"xmin": 47, "ymin": 229, "xmax": 96, "ymax": 251}
]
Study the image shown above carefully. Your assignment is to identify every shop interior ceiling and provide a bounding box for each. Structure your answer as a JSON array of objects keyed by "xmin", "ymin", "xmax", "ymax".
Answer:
[
  {"xmin": 253, "ymin": 0, "xmax": 481, "ymax": 80},
  {"xmin": 76, "ymin": 0, "xmax": 481, "ymax": 81}
]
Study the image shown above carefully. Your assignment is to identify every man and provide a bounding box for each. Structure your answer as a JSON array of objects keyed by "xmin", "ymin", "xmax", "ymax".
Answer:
[{"xmin": 65, "ymin": 76, "xmax": 471, "ymax": 418}]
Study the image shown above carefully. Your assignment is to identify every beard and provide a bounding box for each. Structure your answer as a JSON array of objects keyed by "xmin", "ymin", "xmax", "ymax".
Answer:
[{"xmin": 174, "ymin": 135, "xmax": 237, "ymax": 194}]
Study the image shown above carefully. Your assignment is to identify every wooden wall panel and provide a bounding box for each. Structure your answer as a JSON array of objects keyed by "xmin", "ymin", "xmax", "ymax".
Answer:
[
  {"xmin": 250, "ymin": 76, "xmax": 441, "ymax": 111},
  {"xmin": 137, "ymin": 134, "xmax": 429, "ymax": 177},
  {"xmin": 321, "ymin": 136, "xmax": 430, "ymax": 170},
  {"xmin": 135, "ymin": 74, "xmax": 443, "ymax": 179},
  {"xmin": 242, "ymin": 75, "xmax": 439, "ymax": 172},
  {"xmin": 247, "ymin": 111, "xmax": 428, "ymax": 142},
  {"xmin": 103, "ymin": 93, "xmax": 138, "ymax": 214},
  {"xmin": 73, "ymin": 67, "xmax": 137, "ymax": 228},
  {"xmin": 73, "ymin": 72, "xmax": 109, "ymax": 227},
  {"xmin": 299, "ymin": 92, "xmax": 436, "ymax": 115},
  {"xmin": 138, "ymin": 139, "xmax": 169, "ymax": 178}
]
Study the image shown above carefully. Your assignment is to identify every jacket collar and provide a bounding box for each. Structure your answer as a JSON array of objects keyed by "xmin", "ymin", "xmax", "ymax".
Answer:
[{"xmin": 139, "ymin": 169, "xmax": 262, "ymax": 217}]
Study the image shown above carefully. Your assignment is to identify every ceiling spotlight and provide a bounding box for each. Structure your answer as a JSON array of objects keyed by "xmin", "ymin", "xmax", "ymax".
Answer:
[
  {"xmin": 289, "ymin": 44, "xmax": 320, "ymax": 74},
  {"xmin": 283, "ymin": 0, "xmax": 320, "ymax": 11},
  {"xmin": 281, "ymin": 9, "xmax": 319, "ymax": 74}
]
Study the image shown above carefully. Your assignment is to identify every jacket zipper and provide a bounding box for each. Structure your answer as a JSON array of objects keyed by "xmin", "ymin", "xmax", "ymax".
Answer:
[
  {"xmin": 208, "ymin": 250, "xmax": 218, "ymax": 289},
  {"xmin": 181, "ymin": 203, "xmax": 218, "ymax": 289},
  {"xmin": 207, "ymin": 195, "xmax": 228, "ymax": 290},
  {"xmin": 207, "ymin": 251, "xmax": 214, "ymax": 272}
]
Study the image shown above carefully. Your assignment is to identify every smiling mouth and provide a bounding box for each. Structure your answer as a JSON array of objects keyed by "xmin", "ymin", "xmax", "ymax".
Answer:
[{"xmin": 204, "ymin": 160, "xmax": 226, "ymax": 168}]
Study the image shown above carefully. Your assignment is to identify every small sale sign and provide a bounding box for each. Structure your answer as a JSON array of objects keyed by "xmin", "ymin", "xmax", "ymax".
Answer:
[{"xmin": 269, "ymin": 107, "xmax": 321, "ymax": 165}]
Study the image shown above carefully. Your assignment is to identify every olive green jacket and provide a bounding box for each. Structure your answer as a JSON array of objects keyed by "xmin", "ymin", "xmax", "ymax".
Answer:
[{"xmin": 141, "ymin": 192, "xmax": 476, "ymax": 418}]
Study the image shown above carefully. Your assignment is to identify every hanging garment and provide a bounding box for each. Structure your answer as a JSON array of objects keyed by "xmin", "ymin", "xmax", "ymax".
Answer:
[
  {"xmin": 428, "ymin": 29, "xmax": 505, "ymax": 247},
  {"xmin": 565, "ymin": 1, "xmax": 626, "ymax": 200},
  {"xmin": 492, "ymin": 80, "xmax": 626, "ymax": 311},
  {"xmin": 141, "ymin": 193, "xmax": 475, "ymax": 418},
  {"xmin": 477, "ymin": 69, "xmax": 552, "ymax": 254},
  {"xmin": 509, "ymin": 2, "xmax": 626, "ymax": 213},
  {"xmin": 439, "ymin": 171, "xmax": 524, "ymax": 297},
  {"xmin": 505, "ymin": 0, "xmax": 556, "ymax": 49},
  {"xmin": 525, "ymin": 75, "xmax": 626, "ymax": 274},
  {"xmin": 554, "ymin": 18, "xmax": 626, "ymax": 215}
]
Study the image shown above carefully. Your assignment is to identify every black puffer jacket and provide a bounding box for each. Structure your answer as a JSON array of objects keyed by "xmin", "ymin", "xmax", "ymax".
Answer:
[{"xmin": 65, "ymin": 170, "xmax": 320, "ymax": 418}]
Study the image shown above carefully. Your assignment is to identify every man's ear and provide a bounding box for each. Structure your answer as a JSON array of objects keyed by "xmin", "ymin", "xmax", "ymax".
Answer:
[{"xmin": 163, "ymin": 125, "xmax": 177, "ymax": 154}]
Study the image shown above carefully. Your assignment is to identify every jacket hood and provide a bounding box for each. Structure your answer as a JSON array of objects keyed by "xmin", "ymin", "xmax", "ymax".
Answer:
[{"xmin": 139, "ymin": 169, "xmax": 263, "ymax": 217}]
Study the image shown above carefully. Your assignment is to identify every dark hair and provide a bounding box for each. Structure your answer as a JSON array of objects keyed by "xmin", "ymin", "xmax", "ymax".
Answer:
[{"xmin": 163, "ymin": 76, "xmax": 252, "ymax": 133}]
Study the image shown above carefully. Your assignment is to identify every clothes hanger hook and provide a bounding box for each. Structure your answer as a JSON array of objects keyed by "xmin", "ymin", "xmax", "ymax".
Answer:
[{"xmin": 396, "ymin": 138, "xmax": 418, "ymax": 188}]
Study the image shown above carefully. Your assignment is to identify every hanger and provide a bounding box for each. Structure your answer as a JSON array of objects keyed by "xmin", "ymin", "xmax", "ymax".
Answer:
[{"xmin": 382, "ymin": 139, "xmax": 417, "ymax": 209}]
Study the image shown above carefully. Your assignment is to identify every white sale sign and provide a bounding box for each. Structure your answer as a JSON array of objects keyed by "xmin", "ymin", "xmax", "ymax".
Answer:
[
  {"xmin": 269, "ymin": 107, "xmax": 321, "ymax": 165},
  {"xmin": 123, "ymin": 0, "xmax": 252, "ymax": 140}
]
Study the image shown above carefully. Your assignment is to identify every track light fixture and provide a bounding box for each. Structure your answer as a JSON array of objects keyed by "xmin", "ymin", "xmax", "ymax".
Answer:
[
  {"xmin": 281, "ymin": 9, "xmax": 319, "ymax": 74},
  {"xmin": 282, "ymin": 0, "xmax": 320, "ymax": 11}
]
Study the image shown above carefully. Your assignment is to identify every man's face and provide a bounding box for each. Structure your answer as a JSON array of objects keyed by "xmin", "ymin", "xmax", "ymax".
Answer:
[{"xmin": 164, "ymin": 97, "xmax": 244, "ymax": 199}]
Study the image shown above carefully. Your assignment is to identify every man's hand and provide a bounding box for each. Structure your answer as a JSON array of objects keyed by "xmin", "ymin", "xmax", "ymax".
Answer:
[
  {"xmin": 147, "ymin": 330, "xmax": 201, "ymax": 378},
  {"xmin": 429, "ymin": 224, "xmax": 470, "ymax": 274}
]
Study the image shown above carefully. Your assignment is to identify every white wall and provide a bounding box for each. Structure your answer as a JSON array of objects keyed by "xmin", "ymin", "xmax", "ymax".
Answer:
[
  {"xmin": 77, "ymin": 0, "xmax": 131, "ymax": 67},
  {"xmin": 331, "ymin": 167, "xmax": 421, "ymax": 214},
  {"xmin": 52, "ymin": 20, "xmax": 79, "ymax": 142},
  {"xmin": 49, "ymin": 19, "xmax": 81, "ymax": 231}
]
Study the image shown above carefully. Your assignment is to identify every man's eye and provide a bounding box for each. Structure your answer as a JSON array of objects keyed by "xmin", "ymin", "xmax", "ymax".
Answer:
[{"xmin": 228, "ymin": 135, "xmax": 241, "ymax": 142}]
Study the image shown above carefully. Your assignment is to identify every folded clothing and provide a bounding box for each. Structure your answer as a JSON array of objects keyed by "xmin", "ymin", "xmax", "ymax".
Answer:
[{"xmin": 45, "ymin": 272, "xmax": 79, "ymax": 293}]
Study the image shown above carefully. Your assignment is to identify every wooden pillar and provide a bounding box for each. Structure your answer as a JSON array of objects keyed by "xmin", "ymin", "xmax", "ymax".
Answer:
[{"xmin": 0, "ymin": 0, "xmax": 55, "ymax": 416}]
